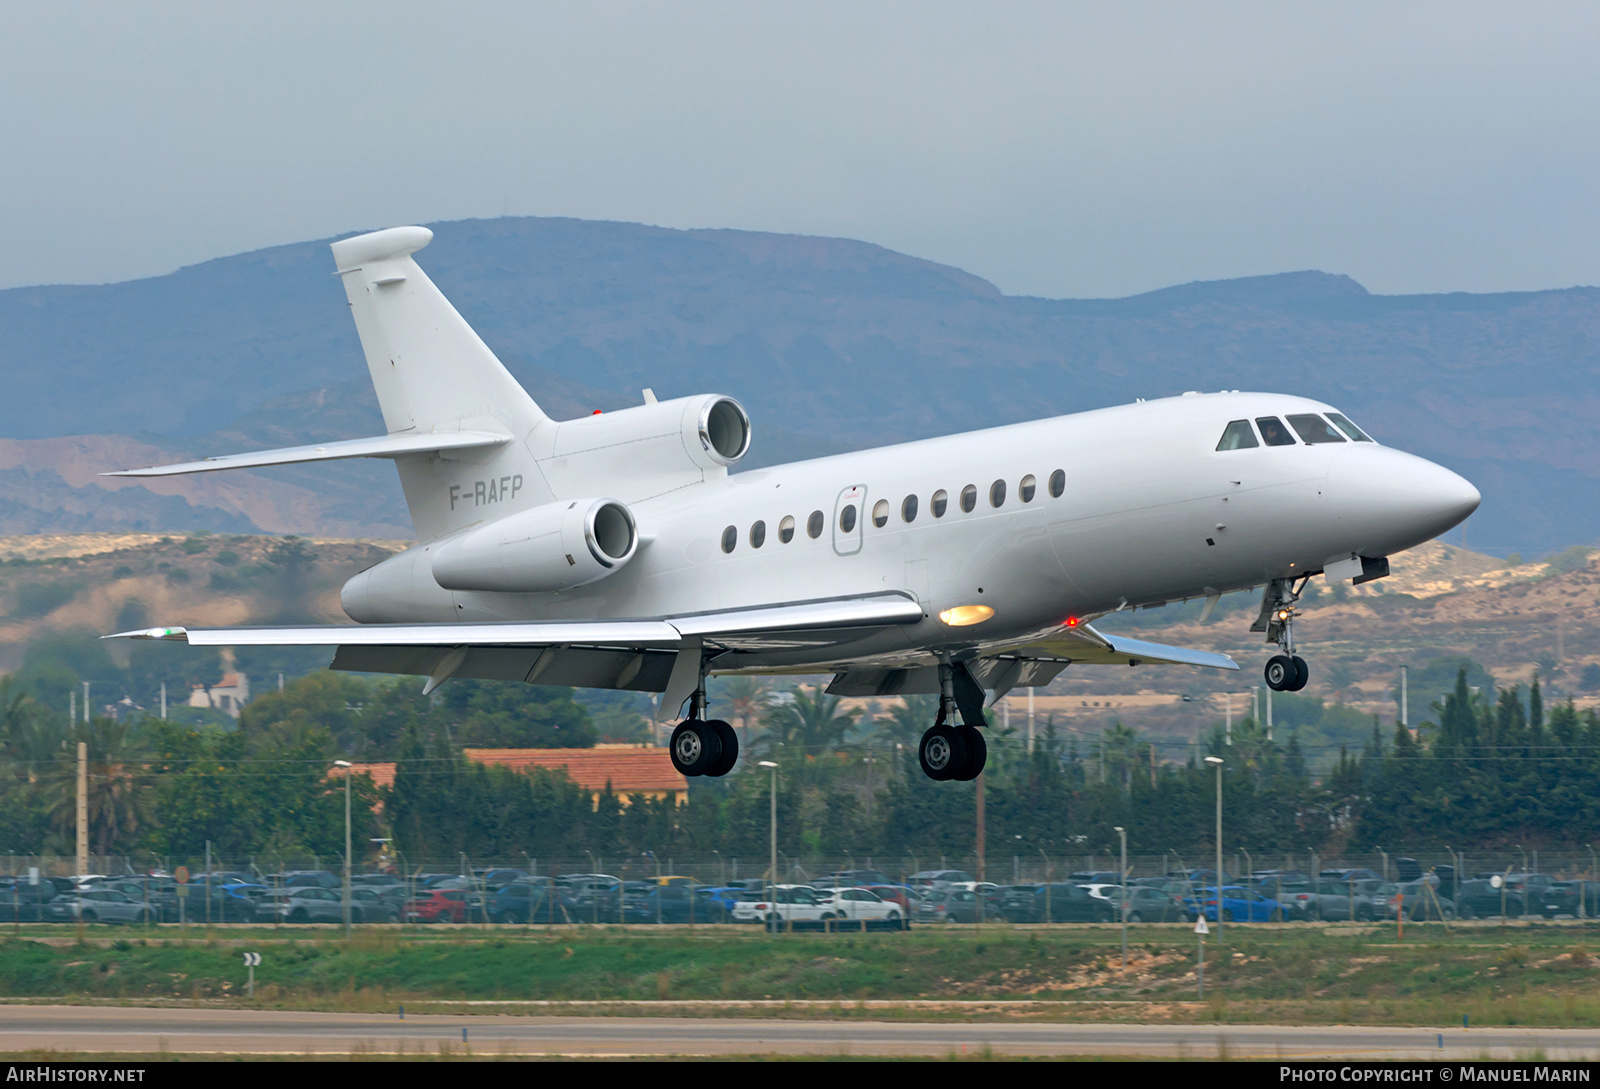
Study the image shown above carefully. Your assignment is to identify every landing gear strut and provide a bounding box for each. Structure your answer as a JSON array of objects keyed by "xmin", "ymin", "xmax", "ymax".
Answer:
[
  {"xmin": 1255, "ymin": 577, "xmax": 1310, "ymax": 692},
  {"xmin": 918, "ymin": 662, "xmax": 987, "ymax": 781},
  {"xmin": 667, "ymin": 659, "xmax": 738, "ymax": 778}
]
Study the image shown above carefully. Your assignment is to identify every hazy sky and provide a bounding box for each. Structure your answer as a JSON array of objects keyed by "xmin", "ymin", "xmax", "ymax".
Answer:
[{"xmin": 3, "ymin": 2, "xmax": 1598, "ymax": 297}]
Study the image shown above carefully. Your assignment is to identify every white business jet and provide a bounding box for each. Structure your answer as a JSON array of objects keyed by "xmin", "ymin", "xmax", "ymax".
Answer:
[{"xmin": 106, "ymin": 226, "xmax": 1480, "ymax": 785}]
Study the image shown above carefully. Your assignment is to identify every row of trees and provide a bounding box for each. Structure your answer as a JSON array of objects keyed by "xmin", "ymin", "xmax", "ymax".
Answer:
[{"xmin": 5, "ymin": 663, "xmax": 1600, "ymax": 868}]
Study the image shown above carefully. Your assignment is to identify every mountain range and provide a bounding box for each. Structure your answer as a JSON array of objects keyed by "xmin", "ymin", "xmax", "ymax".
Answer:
[{"xmin": 1, "ymin": 215, "xmax": 1594, "ymax": 554}]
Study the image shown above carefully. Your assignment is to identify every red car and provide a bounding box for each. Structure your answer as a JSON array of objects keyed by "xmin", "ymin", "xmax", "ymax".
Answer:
[
  {"xmin": 864, "ymin": 885, "xmax": 915, "ymax": 913},
  {"xmin": 405, "ymin": 889, "xmax": 467, "ymax": 923}
]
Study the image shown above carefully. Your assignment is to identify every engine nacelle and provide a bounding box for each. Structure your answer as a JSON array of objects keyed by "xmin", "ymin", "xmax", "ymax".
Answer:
[
  {"xmin": 536, "ymin": 394, "xmax": 751, "ymax": 501},
  {"xmin": 430, "ymin": 497, "xmax": 639, "ymax": 593}
]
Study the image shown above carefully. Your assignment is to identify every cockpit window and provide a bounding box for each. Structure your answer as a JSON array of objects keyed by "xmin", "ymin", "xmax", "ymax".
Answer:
[
  {"xmin": 1216, "ymin": 420, "xmax": 1259, "ymax": 451},
  {"xmin": 1255, "ymin": 416, "xmax": 1297, "ymax": 447},
  {"xmin": 1286, "ymin": 413, "xmax": 1346, "ymax": 445},
  {"xmin": 1326, "ymin": 412, "xmax": 1374, "ymax": 442}
]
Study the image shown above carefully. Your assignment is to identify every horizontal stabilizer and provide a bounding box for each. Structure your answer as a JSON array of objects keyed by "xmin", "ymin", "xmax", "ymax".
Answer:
[{"xmin": 102, "ymin": 431, "xmax": 512, "ymax": 477}]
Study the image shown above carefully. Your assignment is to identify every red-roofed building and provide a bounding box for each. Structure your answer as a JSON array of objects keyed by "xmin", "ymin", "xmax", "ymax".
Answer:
[
  {"xmin": 465, "ymin": 745, "xmax": 688, "ymax": 805},
  {"xmin": 336, "ymin": 746, "xmax": 687, "ymax": 806}
]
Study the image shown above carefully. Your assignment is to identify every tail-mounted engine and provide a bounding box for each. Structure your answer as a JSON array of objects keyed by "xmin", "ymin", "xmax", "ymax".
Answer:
[
  {"xmin": 430, "ymin": 497, "xmax": 639, "ymax": 593},
  {"xmin": 536, "ymin": 394, "xmax": 751, "ymax": 501}
]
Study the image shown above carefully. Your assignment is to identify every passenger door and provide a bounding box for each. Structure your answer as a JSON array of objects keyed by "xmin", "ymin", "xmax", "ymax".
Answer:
[{"xmin": 832, "ymin": 485, "xmax": 866, "ymax": 556}]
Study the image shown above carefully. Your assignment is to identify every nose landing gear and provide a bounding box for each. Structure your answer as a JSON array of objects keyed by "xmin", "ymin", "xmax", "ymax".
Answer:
[
  {"xmin": 1255, "ymin": 577, "xmax": 1311, "ymax": 693},
  {"xmin": 918, "ymin": 662, "xmax": 988, "ymax": 781}
]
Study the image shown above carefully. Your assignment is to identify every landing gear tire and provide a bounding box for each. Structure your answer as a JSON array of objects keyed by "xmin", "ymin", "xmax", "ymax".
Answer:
[
  {"xmin": 1288, "ymin": 655, "xmax": 1309, "ymax": 691},
  {"xmin": 669, "ymin": 718, "xmax": 724, "ymax": 777},
  {"xmin": 705, "ymin": 719, "xmax": 738, "ymax": 777},
  {"xmin": 919, "ymin": 724, "xmax": 969, "ymax": 781},
  {"xmin": 951, "ymin": 726, "xmax": 987, "ymax": 781},
  {"xmin": 1265, "ymin": 655, "xmax": 1295, "ymax": 691}
]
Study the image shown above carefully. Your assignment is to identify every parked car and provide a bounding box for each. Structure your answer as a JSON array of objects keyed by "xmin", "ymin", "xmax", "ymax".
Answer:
[
  {"xmin": 823, "ymin": 870, "xmax": 893, "ymax": 888},
  {"xmin": 1279, "ymin": 879, "xmax": 1373, "ymax": 921},
  {"xmin": 1108, "ymin": 885, "xmax": 1187, "ymax": 922},
  {"xmin": 491, "ymin": 883, "xmax": 558, "ymax": 924},
  {"xmin": 862, "ymin": 885, "xmax": 920, "ymax": 913},
  {"xmin": 730, "ymin": 885, "xmax": 828, "ymax": 926},
  {"xmin": 1000, "ymin": 883, "xmax": 1116, "ymax": 923},
  {"xmin": 47, "ymin": 888, "xmax": 155, "ymax": 925},
  {"xmin": 403, "ymin": 888, "xmax": 469, "ymax": 924},
  {"xmin": 1372, "ymin": 881, "xmax": 1455, "ymax": 921},
  {"xmin": 815, "ymin": 887, "xmax": 905, "ymax": 926},
  {"xmin": 1541, "ymin": 881, "xmax": 1600, "ymax": 919},
  {"xmin": 0, "ymin": 883, "xmax": 55, "ymax": 922},
  {"xmin": 349, "ymin": 887, "xmax": 400, "ymax": 923},
  {"xmin": 1454, "ymin": 879, "xmax": 1529, "ymax": 919},
  {"xmin": 917, "ymin": 888, "xmax": 983, "ymax": 923},
  {"xmin": 906, "ymin": 870, "xmax": 974, "ymax": 890},
  {"xmin": 204, "ymin": 882, "xmax": 267, "ymax": 922},
  {"xmin": 280, "ymin": 871, "xmax": 341, "ymax": 889},
  {"xmin": 1184, "ymin": 886, "xmax": 1287, "ymax": 923},
  {"xmin": 1321, "ymin": 868, "xmax": 1382, "ymax": 884},
  {"xmin": 256, "ymin": 887, "xmax": 346, "ymax": 924}
]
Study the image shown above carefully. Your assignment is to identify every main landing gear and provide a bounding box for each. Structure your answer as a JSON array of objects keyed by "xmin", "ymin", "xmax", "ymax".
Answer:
[
  {"xmin": 667, "ymin": 666, "xmax": 739, "ymax": 778},
  {"xmin": 918, "ymin": 662, "xmax": 988, "ymax": 782},
  {"xmin": 1255, "ymin": 577, "xmax": 1310, "ymax": 692}
]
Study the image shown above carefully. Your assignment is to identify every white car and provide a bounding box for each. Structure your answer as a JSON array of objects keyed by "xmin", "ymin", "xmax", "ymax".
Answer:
[
  {"xmin": 1078, "ymin": 883, "xmax": 1124, "ymax": 903},
  {"xmin": 814, "ymin": 887, "xmax": 905, "ymax": 925},
  {"xmin": 730, "ymin": 885, "xmax": 829, "ymax": 925}
]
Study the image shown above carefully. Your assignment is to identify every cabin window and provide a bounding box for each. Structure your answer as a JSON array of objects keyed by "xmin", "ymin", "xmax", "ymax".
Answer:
[
  {"xmin": 807, "ymin": 510, "xmax": 824, "ymax": 539},
  {"xmin": 1216, "ymin": 419, "xmax": 1259, "ymax": 450},
  {"xmin": 1255, "ymin": 416, "xmax": 1297, "ymax": 447},
  {"xmin": 840, "ymin": 504, "xmax": 858, "ymax": 533},
  {"xmin": 902, "ymin": 494, "xmax": 918, "ymax": 522},
  {"xmin": 1019, "ymin": 474, "xmax": 1036, "ymax": 502},
  {"xmin": 989, "ymin": 479, "xmax": 1006, "ymax": 508},
  {"xmin": 779, "ymin": 515, "xmax": 796, "ymax": 543},
  {"xmin": 750, "ymin": 520, "xmax": 767, "ymax": 548},
  {"xmin": 872, "ymin": 499, "xmax": 889, "ymax": 528},
  {"xmin": 721, "ymin": 526, "xmax": 737, "ymax": 553},
  {"xmin": 960, "ymin": 485, "xmax": 977, "ymax": 513},
  {"xmin": 1049, "ymin": 469, "xmax": 1065, "ymax": 498},
  {"xmin": 931, "ymin": 489, "xmax": 948, "ymax": 517},
  {"xmin": 1326, "ymin": 412, "xmax": 1374, "ymax": 442}
]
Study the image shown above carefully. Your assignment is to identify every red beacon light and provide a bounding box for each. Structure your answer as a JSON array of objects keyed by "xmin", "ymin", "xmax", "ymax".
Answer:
[{"xmin": 1064, "ymin": 616, "xmax": 1080, "ymax": 628}]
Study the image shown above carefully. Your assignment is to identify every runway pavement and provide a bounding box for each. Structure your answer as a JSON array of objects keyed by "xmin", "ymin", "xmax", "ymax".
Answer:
[{"xmin": 2, "ymin": 1005, "xmax": 1599, "ymax": 1058}]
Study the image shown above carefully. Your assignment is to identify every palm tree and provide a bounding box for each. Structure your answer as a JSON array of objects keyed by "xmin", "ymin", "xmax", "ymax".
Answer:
[
  {"xmin": 41, "ymin": 717, "xmax": 152, "ymax": 857},
  {"xmin": 756, "ymin": 684, "xmax": 858, "ymax": 759},
  {"xmin": 1096, "ymin": 722, "xmax": 1142, "ymax": 787},
  {"xmin": 1324, "ymin": 661, "xmax": 1359, "ymax": 704},
  {"xmin": 0, "ymin": 677, "xmax": 65, "ymax": 781},
  {"xmin": 718, "ymin": 675, "xmax": 771, "ymax": 751}
]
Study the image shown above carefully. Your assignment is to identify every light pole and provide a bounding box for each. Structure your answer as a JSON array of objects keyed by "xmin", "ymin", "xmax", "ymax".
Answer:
[
  {"xmin": 1588, "ymin": 844, "xmax": 1597, "ymax": 921},
  {"xmin": 333, "ymin": 760, "xmax": 352, "ymax": 938},
  {"xmin": 1114, "ymin": 826, "xmax": 1128, "ymax": 969},
  {"xmin": 759, "ymin": 761, "xmax": 779, "ymax": 935},
  {"xmin": 1206, "ymin": 756, "xmax": 1223, "ymax": 942}
]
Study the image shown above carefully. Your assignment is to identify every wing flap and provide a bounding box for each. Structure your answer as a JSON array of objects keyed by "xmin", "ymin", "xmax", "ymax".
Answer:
[
  {"xmin": 1018, "ymin": 621, "xmax": 1239, "ymax": 671},
  {"xmin": 102, "ymin": 431, "xmax": 512, "ymax": 477}
]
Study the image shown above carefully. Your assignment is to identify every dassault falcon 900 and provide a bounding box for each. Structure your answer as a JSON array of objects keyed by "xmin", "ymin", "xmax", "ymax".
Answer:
[{"xmin": 106, "ymin": 226, "xmax": 1480, "ymax": 784}]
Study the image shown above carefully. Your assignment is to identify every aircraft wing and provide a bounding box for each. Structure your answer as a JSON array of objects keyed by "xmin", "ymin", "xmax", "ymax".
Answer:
[
  {"xmin": 106, "ymin": 593, "xmax": 926, "ymax": 702},
  {"xmin": 101, "ymin": 431, "xmax": 513, "ymax": 477},
  {"xmin": 1009, "ymin": 621, "xmax": 1239, "ymax": 671}
]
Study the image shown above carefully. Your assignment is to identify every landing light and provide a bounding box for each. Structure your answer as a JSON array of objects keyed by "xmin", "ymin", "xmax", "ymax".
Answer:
[{"xmin": 938, "ymin": 605, "xmax": 994, "ymax": 627}]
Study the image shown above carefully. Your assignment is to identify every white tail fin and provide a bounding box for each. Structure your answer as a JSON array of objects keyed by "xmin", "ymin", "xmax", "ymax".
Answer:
[{"xmin": 330, "ymin": 226, "xmax": 552, "ymax": 540}]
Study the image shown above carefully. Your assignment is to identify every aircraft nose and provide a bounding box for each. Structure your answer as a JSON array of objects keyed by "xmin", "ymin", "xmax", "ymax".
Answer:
[{"xmin": 1328, "ymin": 449, "xmax": 1480, "ymax": 546}]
